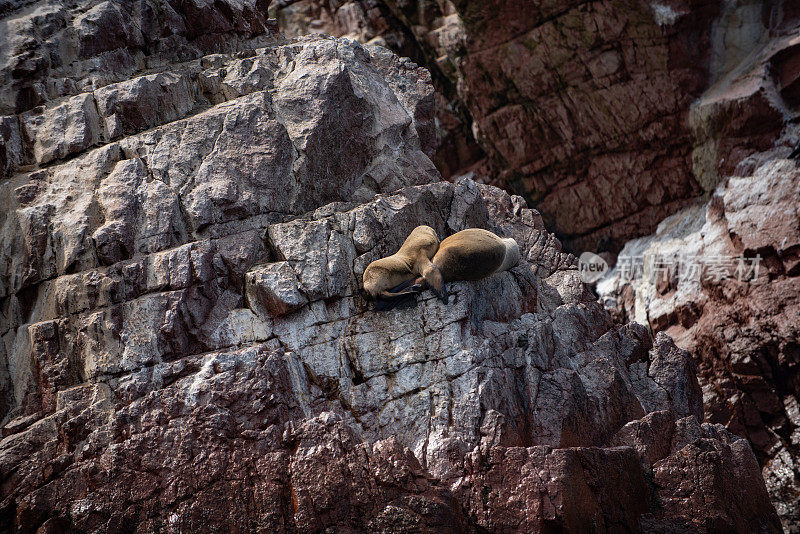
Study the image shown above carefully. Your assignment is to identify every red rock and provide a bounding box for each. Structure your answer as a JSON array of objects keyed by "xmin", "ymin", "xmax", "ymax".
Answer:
[{"xmin": 598, "ymin": 153, "xmax": 800, "ymax": 529}]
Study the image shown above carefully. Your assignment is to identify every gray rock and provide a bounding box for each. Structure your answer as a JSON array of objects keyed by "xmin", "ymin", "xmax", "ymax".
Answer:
[
  {"xmin": 0, "ymin": 116, "xmax": 23, "ymax": 178},
  {"xmin": 94, "ymin": 72, "xmax": 197, "ymax": 138},
  {"xmin": 648, "ymin": 331, "xmax": 704, "ymax": 420},
  {"xmin": 246, "ymin": 262, "xmax": 309, "ymax": 317},
  {"xmin": 597, "ymin": 153, "xmax": 800, "ymax": 526},
  {"xmin": 19, "ymin": 93, "xmax": 102, "ymax": 165}
]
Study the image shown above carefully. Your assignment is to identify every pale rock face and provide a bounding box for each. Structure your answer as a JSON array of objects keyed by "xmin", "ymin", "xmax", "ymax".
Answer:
[
  {"xmin": 19, "ymin": 93, "xmax": 102, "ymax": 165},
  {"xmin": 0, "ymin": 0, "xmax": 278, "ymax": 119},
  {"xmin": 277, "ymin": 0, "xmax": 481, "ymax": 179},
  {"xmin": 94, "ymin": 72, "xmax": 197, "ymax": 139},
  {"xmin": 0, "ymin": 2, "xmax": 782, "ymax": 532},
  {"xmin": 246, "ymin": 261, "xmax": 308, "ymax": 317}
]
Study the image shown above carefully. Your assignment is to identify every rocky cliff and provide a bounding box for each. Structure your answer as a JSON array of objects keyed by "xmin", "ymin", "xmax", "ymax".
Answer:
[
  {"xmin": 278, "ymin": 0, "xmax": 800, "ymax": 251},
  {"xmin": 277, "ymin": 0, "xmax": 800, "ymax": 528},
  {"xmin": 598, "ymin": 143, "xmax": 800, "ymax": 530},
  {"xmin": 0, "ymin": 0, "xmax": 783, "ymax": 532}
]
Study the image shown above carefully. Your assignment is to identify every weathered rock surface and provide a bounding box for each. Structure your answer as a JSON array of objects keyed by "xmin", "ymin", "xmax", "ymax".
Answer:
[
  {"xmin": 278, "ymin": 2, "xmax": 800, "ymax": 526},
  {"xmin": 0, "ymin": 1, "xmax": 782, "ymax": 532},
  {"xmin": 0, "ymin": 0, "xmax": 276, "ymax": 117},
  {"xmin": 277, "ymin": 0, "xmax": 486, "ymax": 180},
  {"xmin": 598, "ymin": 145, "xmax": 800, "ymax": 530},
  {"xmin": 1, "ymin": 159, "xmax": 781, "ymax": 530},
  {"xmin": 278, "ymin": 0, "xmax": 800, "ymax": 252}
]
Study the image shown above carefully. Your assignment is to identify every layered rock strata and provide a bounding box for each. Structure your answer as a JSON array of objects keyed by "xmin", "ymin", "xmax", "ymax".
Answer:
[
  {"xmin": 0, "ymin": 8, "xmax": 781, "ymax": 530},
  {"xmin": 275, "ymin": 2, "xmax": 800, "ymax": 525},
  {"xmin": 276, "ymin": 0, "xmax": 486, "ymax": 180}
]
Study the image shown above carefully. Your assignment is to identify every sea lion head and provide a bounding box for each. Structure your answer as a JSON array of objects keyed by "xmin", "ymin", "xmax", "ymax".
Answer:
[{"xmin": 419, "ymin": 262, "xmax": 447, "ymax": 304}]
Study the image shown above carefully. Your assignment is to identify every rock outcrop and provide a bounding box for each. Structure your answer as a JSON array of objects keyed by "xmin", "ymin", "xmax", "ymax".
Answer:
[
  {"xmin": 0, "ymin": 1, "xmax": 782, "ymax": 532},
  {"xmin": 598, "ymin": 144, "xmax": 800, "ymax": 530},
  {"xmin": 277, "ymin": 0, "xmax": 800, "ymax": 252},
  {"xmin": 276, "ymin": 0, "xmax": 486, "ymax": 180}
]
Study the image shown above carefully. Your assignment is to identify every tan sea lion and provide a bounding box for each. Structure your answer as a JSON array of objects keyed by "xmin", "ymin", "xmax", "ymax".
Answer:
[
  {"xmin": 362, "ymin": 225, "xmax": 439, "ymax": 303},
  {"xmin": 418, "ymin": 228, "xmax": 520, "ymax": 303}
]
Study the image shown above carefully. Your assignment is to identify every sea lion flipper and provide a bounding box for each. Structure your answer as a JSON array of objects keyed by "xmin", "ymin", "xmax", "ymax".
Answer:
[
  {"xmin": 435, "ymin": 283, "xmax": 449, "ymax": 304},
  {"xmin": 388, "ymin": 280, "xmax": 412, "ymax": 293},
  {"xmin": 379, "ymin": 285, "xmax": 420, "ymax": 298},
  {"xmin": 388, "ymin": 278, "xmax": 424, "ymax": 294},
  {"xmin": 420, "ymin": 263, "xmax": 445, "ymax": 298}
]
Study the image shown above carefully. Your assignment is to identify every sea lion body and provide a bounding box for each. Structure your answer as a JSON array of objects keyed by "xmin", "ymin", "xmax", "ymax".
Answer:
[
  {"xmin": 362, "ymin": 225, "xmax": 439, "ymax": 300},
  {"xmin": 420, "ymin": 228, "xmax": 520, "ymax": 302},
  {"xmin": 433, "ymin": 229, "xmax": 514, "ymax": 281}
]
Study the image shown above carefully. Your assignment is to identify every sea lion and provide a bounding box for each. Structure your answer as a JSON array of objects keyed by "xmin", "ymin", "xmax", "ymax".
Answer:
[
  {"xmin": 418, "ymin": 228, "xmax": 520, "ymax": 303},
  {"xmin": 362, "ymin": 225, "xmax": 440, "ymax": 303}
]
